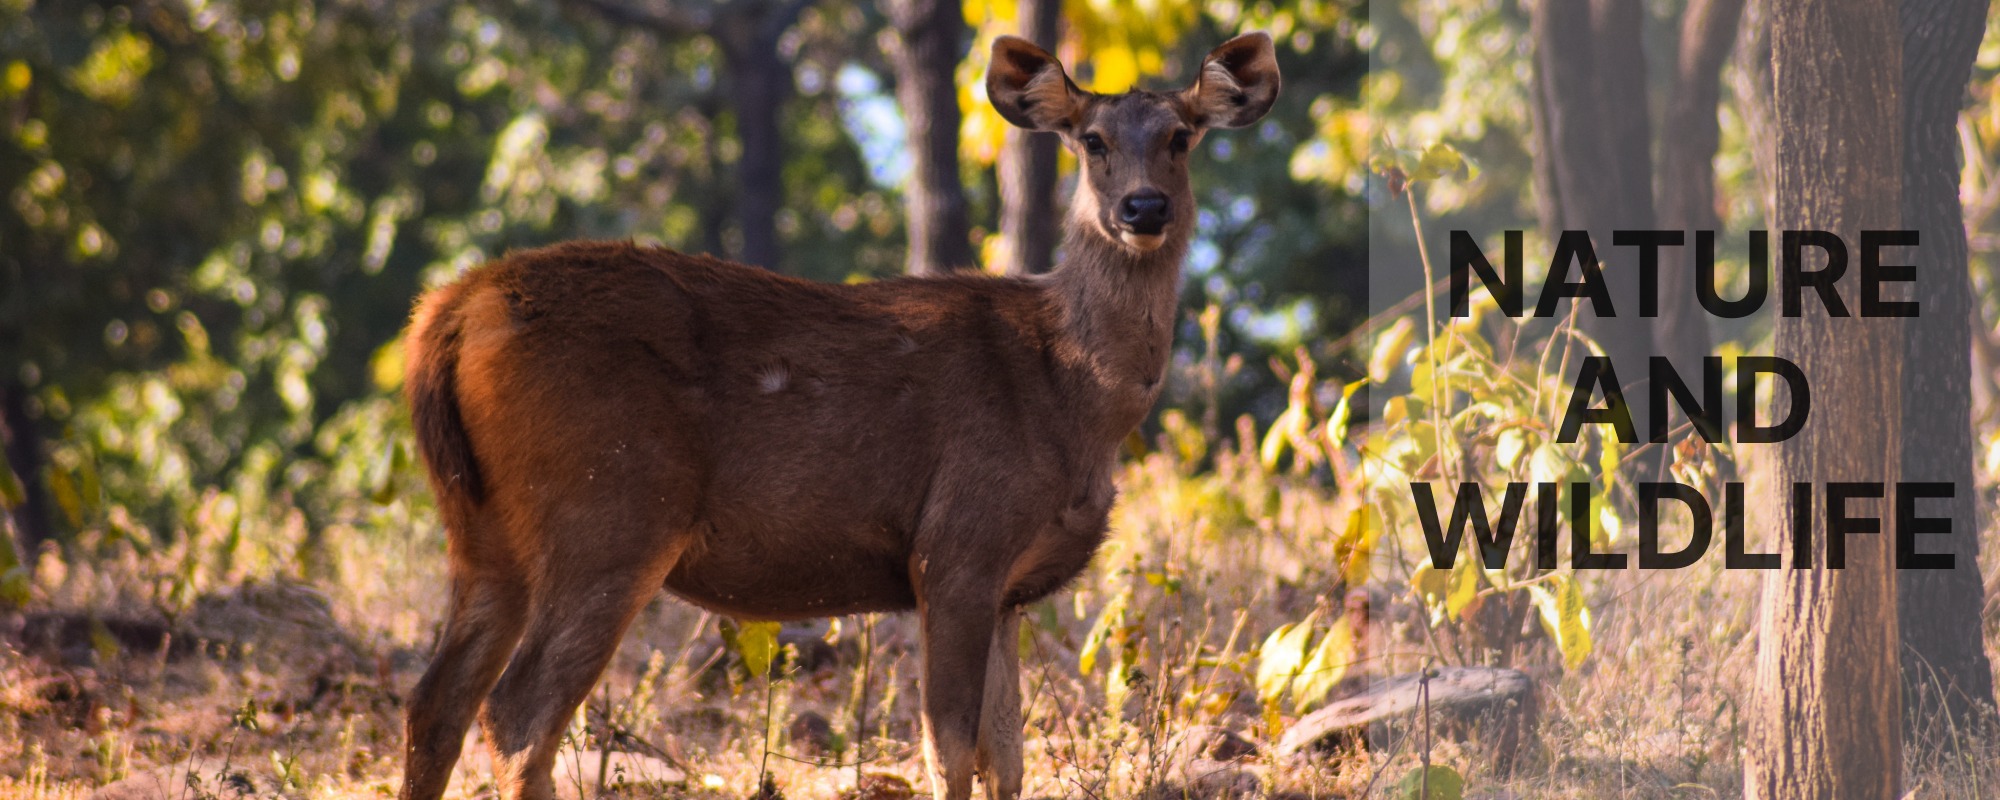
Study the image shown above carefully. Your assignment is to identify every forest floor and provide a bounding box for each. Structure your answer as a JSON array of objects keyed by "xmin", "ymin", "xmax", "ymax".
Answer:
[{"xmin": 1, "ymin": 445, "xmax": 1997, "ymax": 800}]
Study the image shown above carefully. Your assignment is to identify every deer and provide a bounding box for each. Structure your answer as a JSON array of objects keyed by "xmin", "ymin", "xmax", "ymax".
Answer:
[{"xmin": 396, "ymin": 32, "xmax": 1279, "ymax": 800}]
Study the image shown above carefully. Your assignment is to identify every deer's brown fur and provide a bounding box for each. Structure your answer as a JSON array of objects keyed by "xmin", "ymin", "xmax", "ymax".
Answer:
[{"xmin": 399, "ymin": 33, "xmax": 1278, "ymax": 800}]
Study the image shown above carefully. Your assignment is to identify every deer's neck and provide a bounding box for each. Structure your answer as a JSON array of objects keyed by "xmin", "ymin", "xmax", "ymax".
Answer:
[{"xmin": 1043, "ymin": 216, "xmax": 1186, "ymax": 433}]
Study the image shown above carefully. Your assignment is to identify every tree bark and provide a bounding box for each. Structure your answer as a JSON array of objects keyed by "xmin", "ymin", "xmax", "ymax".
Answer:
[
  {"xmin": 717, "ymin": 0, "xmax": 807, "ymax": 270},
  {"xmin": 1529, "ymin": 0, "xmax": 1659, "ymax": 470},
  {"xmin": 1895, "ymin": 0, "xmax": 1996, "ymax": 735},
  {"xmin": 1653, "ymin": 0, "xmax": 1743, "ymax": 371},
  {"xmin": 1746, "ymin": 0, "xmax": 1905, "ymax": 795},
  {"xmin": 566, "ymin": 0, "xmax": 803, "ymax": 270},
  {"xmin": 997, "ymin": 0, "xmax": 1061, "ymax": 276},
  {"xmin": 885, "ymin": 0, "xmax": 976, "ymax": 275},
  {"xmin": 1729, "ymin": 0, "xmax": 1778, "ymax": 227},
  {"xmin": 0, "ymin": 382, "xmax": 53, "ymax": 561}
]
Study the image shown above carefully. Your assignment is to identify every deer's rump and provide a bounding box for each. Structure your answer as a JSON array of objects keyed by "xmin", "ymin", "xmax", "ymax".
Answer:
[{"xmin": 407, "ymin": 241, "xmax": 1110, "ymax": 620}]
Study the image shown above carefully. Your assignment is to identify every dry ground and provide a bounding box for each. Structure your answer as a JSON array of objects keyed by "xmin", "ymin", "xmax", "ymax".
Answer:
[{"xmin": 1, "ymin": 444, "xmax": 1996, "ymax": 800}]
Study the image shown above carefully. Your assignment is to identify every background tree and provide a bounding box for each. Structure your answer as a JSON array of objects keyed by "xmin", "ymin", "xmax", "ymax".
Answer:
[
  {"xmin": 1746, "ymin": 0, "xmax": 1906, "ymax": 794},
  {"xmin": 884, "ymin": 0, "xmax": 976, "ymax": 274},
  {"xmin": 1895, "ymin": 0, "xmax": 1998, "ymax": 733},
  {"xmin": 996, "ymin": 0, "xmax": 1061, "ymax": 277}
]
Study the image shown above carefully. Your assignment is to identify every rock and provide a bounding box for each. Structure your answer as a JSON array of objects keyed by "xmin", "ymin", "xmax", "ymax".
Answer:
[
  {"xmin": 454, "ymin": 747, "xmax": 684, "ymax": 799},
  {"xmin": 839, "ymin": 773, "xmax": 917, "ymax": 800},
  {"xmin": 1168, "ymin": 725, "xmax": 1260, "ymax": 763},
  {"xmin": 788, "ymin": 710, "xmax": 837, "ymax": 756},
  {"xmin": 1276, "ymin": 666, "xmax": 1535, "ymax": 772},
  {"xmin": 183, "ymin": 579, "xmax": 362, "ymax": 667},
  {"xmin": 91, "ymin": 759, "xmax": 264, "ymax": 800},
  {"xmin": 1140, "ymin": 758, "xmax": 1261, "ymax": 800}
]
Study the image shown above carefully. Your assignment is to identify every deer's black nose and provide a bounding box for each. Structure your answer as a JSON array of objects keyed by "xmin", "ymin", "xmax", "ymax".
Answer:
[{"xmin": 1118, "ymin": 191, "xmax": 1171, "ymax": 234}]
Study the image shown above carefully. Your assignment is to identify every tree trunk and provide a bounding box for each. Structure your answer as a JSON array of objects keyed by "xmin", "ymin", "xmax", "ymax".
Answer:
[
  {"xmin": 1653, "ymin": 0, "xmax": 1742, "ymax": 370},
  {"xmin": 997, "ymin": 0, "xmax": 1061, "ymax": 276},
  {"xmin": 717, "ymin": 0, "xmax": 803, "ymax": 271},
  {"xmin": 1746, "ymin": 0, "xmax": 1904, "ymax": 795},
  {"xmin": 0, "ymin": 381, "xmax": 53, "ymax": 562},
  {"xmin": 885, "ymin": 0, "xmax": 976, "ymax": 275},
  {"xmin": 1529, "ymin": 0, "xmax": 1659, "ymax": 470},
  {"xmin": 1895, "ymin": 0, "xmax": 1996, "ymax": 735},
  {"xmin": 1729, "ymin": 0, "xmax": 1778, "ymax": 228}
]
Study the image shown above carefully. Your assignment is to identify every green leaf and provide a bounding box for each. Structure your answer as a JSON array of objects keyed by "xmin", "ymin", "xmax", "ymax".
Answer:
[
  {"xmin": 720, "ymin": 619, "xmax": 782, "ymax": 678},
  {"xmin": 0, "ymin": 460, "xmax": 23, "ymax": 511},
  {"xmin": 1395, "ymin": 764, "xmax": 1465, "ymax": 800},
  {"xmin": 1494, "ymin": 428, "xmax": 1528, "ymax": 471},
  {"xmin": 1529, "ymin": 443, "xmax": 1569, "ymax": 486},
  {"xmin": 1079, "ymin": 587, "xmax": 1130, "ymax": 676},
  {"xmin": 1370, "ymin": 317, "xmax": 1415, "ymax": 383},
  {"xmin": 0, "ymin": 566, "xmax": 29, "ymax": 607},
  {"xmin": 1410, "ymin": 560, "xmax": 1449, "ymax": 610},
  {"xmin": 1254, "ymin": 610, "xmax": 1320, "ymax": 705},
  {"xmin": 1325, "ymin": 379, "xmax": 1365, "ymax": 450},
  {"xmin": 1340, "ymin": 507, "xmax": 1380, "ymax": 586},
  {"xmin": 1531, "ymin": 576, "xmax": 1594, "ymax": 670},
  {"xmin": 1261, "ymin": 406, "xmax": 1302, "ymax": 471},
  {"xmin": 46, "ymin": 466, "xmax": 82, "ymax": 528},
  {"xmin": 1411, "ymin": 142, "xmax": 1465, "ymax": 183},
  {"xmin": 1445, "ymin": 561, "xmax": 1479, "ymax": 622},
  {"xmin": 1291, "ymin": 616, "xmax": 1352, "ymax": 710}
]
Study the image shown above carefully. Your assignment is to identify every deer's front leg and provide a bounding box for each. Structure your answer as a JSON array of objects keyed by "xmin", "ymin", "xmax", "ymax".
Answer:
[
  {"xmin": 976, "ymin": 610, "xmax": 1024, "ymax": 800},
  {"xmin": 917, "ymin": 579, "xmax": 998, "ymax": 800}
]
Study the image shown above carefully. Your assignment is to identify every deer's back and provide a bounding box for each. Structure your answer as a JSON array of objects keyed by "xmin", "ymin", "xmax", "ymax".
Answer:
[{"xmin": 434, "ymin": 241, "xmax": 1101, "ymax": 618}]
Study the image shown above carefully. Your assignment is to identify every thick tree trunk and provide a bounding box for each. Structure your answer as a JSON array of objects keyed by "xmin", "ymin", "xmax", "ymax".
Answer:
[
  {"xmin": 0, "ymin": 382, "xmax": 53, "ymax": 561},
  {"xmin": 997, "ymin": 0, "xmax": 1061, "ymax": 276},
  {"xmin": 1653, "ymin": 0, "xmax": 1742, "ymax": 370},
  {"xmin": 1730, "ymin": 0, "xmax": 1777, "ymax": 226},
  {"xmin": 1746, "ymin": 0, "xmax": 1905, "ymax": 795},
  {"xmin": 1895, "ymin": 0, "xmax": 1996, "ymax": 735},
  {"xmin": 717, "ymin": 0, "xmax": 804, "ymax": 270},
  {"xmin": 885, "ymin": 0, "xmax": 976, "ymax": 275},
  {"xmin": 1529, "ymin": 0, "xmax": 1659, "ymax": 469}
]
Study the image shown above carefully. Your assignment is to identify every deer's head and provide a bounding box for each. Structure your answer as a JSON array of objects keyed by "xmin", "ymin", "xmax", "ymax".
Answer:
[{"xmin": 987, "ymin": 33, "xmax": 1281, "ymax": 255}]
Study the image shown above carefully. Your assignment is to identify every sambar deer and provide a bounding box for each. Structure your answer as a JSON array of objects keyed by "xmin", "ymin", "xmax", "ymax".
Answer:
[{"xmin": 398, "ymin": 32, "xmax": 1279, "ymax": 800}]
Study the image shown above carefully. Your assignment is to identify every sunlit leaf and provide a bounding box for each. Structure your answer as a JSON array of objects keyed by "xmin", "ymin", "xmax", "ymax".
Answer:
[
  {"xmin": 1325, "ymin": 379, "xmax": 1365, "ymax": 450},
  {"xmin": 1254, "ymin": 610, "xmax": 1319, "ymax": 705},
  {"xmin": 1370, "ymin": 317, "xmax": 1415, "ymax": 383},
  {"xmin": 1079, "ymin": 587, "xmax": 1131, "ymax": 676},
  {"xmin": 1445, "ymin": 560, "xmax": 1479, "ymax": 621},
  {"xmin": 1292, "ymin": 616, "xmax": 1352, "ymax": 710},
  {"xmin": 1531, "ymin": 576, "xmax": 1594, "ymax": 670},
  {"xmin": 1395, "ymin": 764, "xmax": 1464, "ymax": 800},
  {"xmin": 721, "ymin": 619, "xmax": 783, "ymax": 679},
  {"xmin": 0, "ymin": 460, "xmax": 23, "ymax": 511}
]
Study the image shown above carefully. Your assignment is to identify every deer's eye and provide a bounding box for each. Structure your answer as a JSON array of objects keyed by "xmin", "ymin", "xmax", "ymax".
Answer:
[
  {"xmin": 1081, "ymin": 133, "xmax": 1107, "ymax": 156},
  {"xmin": 1169, "ymin": 129, "xmax": 1192, "ymax": 154}
]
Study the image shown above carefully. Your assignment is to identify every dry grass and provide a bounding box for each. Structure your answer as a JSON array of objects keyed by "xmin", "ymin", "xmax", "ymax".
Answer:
[{"xmin": 1, "ymin": 433, "xmax": 1995, "ymax": 800}]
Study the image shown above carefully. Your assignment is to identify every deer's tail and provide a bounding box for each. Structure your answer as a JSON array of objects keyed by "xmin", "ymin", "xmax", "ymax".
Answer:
[{"xmin": 405, "ymin": 281, "xmax": 485, "ymax": 510}]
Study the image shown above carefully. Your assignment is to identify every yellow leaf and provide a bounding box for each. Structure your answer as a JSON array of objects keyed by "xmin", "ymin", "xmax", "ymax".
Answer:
[
  {"xmin": 1341, "ymin": 507, "xmax": 1380, "ymax": 586},
  {"xmin": 1255, "ymin": 610, "xmax": 1319, "ymax": 704},
  {"xmin": 1370, "ymin": 317, "xmax": 1415, "ymax": 383},
  {"xmin": 1531, "ymin": 576, "xmax": 1594, "ymax": 670},
  {"xmin": 1078, "ymin": 587, "xmax": 1130, "ymax": 675},
  {"xmin": 1291, "ymin": 617, "xmax": 1352, "ymax": 710},
  {"xmin": 1445, "ymin": 560, "xmax": 1478, "ymax": 622},
  {"xmin": 721, "ymin": 619, "xmax": 783, "ymax": 678}
]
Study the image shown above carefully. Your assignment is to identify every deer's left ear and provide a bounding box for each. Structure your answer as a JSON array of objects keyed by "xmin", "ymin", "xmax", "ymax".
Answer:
[{"xmin": 1182, "ymin": 32, "xmax": 1281, "ymax": 129}]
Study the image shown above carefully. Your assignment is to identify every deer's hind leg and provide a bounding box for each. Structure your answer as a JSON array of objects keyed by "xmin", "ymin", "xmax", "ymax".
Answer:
[
  {"xmin": 401, "ymin": 540, "xmax": 529, "ymax": 800},
  {"xmin": 475, "ymin": 522, "xmax": 688, "ymax": 800},
  {"xmin": 976, "ymin": 610, "xmax": 1024, "ymax": 800}
]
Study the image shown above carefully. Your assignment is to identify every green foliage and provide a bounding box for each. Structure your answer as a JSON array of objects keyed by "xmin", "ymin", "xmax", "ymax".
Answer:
[
  {"xmin": 1395, "ymin": 764, "xmax": 1465, "ymax": 800},
  {"xmin": 721, "ymin": 618, "xmax": 784, "ymax": 682}
]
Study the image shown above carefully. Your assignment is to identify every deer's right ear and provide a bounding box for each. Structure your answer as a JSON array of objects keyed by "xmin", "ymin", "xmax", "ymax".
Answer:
[{"xmin": 987, "ymin": 36, "xmax": 1081, "ymax": 131}]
